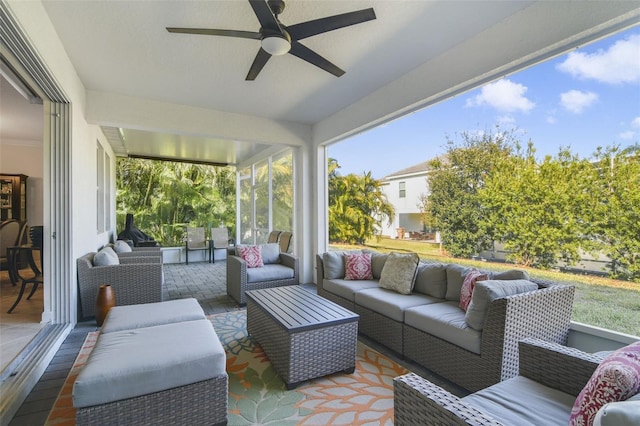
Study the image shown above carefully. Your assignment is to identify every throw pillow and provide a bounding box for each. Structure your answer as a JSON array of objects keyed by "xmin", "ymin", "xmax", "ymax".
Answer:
[
  {"xmin": 490, "ymin": 269, "xmax": 530, "ymax": 281},
  {"xmin": 344, "ymin": 252, "xmax": 373, "ymax": 280},
  {"xmin": 464, "ymin": 279, "xmax": 538, "ymax": 330},
  {"xmin": 413, "ymin": 262, "xmax": 448, "ymax": 299},
  {"xmin": 593, "ymin": 397, "xmax": 640, "ymax": 426},
  {"xmin": 459, "ymin": 269, "xmax": 489, "ymax": 311},
  {"xmin": 378, "ymin": 252, "xmax": 420, "ymax": 295},
  {"xmin": 93, "ymin": 248, "xmax": 120, "ymax": 266},
  {"xmin": 237, "ymin": 245, "xmax": 263, "ymax": 268},
  {"xmin": 113, "ymin": 240, "xmax": 133, "ymax": 253},
  {"xmin": 260, "ymin": 243, "xmax": 280, "ymax": 264},
  {"xmin": 570, "ymin": 341, "xmax": 640, "ymax": 426}
]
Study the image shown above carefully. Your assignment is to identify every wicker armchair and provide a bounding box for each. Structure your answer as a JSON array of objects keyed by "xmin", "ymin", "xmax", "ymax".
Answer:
[
  {"xmin": 76, "ymin": 252, "xmax": 164, "ymax": 319},
  {"xmin": 394, "ymin": 338, "xmax": 605, "ymax": 426},
  {"xmin": 226, "ymin": 251, "xmax": 299, "ymax": 306}
]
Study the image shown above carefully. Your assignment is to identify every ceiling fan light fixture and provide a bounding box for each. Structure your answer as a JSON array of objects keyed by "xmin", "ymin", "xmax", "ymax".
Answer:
[{"xmin": 261, "ymin": 34, "xmax": 291, "ymax": 56}]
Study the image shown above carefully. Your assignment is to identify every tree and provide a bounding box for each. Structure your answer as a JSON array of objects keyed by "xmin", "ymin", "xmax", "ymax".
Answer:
[
  {"xmin": 421, "ymin": 128, "xmax": 515, "ymax": 258},
  {"xmin": 328, "ymin": 159, "xmax": 394, "ymax": 244},
  {"xmin": 116, "ymin": 158, "xmax": 236, "ymax": 246},
  {"xmin": 587, "ymin": 147, "xmax": 640, "ymax": 281},
  {"xmin": 479, "ymin": 145, "xmax": 594, "ymax": 268}
]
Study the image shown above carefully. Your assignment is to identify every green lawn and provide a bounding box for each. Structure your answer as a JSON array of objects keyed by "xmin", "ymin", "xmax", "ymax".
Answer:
[{"xmin": 330, "ymin": 237, "xmax": 640, "ymax": 337}]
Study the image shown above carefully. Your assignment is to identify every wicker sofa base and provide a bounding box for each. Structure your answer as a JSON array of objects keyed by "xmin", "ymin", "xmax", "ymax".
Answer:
[
  {"xmin": 76, "ymin": 375, "xmax": 228, "ymax": 426},
  {"xmin": 354, "ymin": 304, "xmax": 403, "ymax": 355}
]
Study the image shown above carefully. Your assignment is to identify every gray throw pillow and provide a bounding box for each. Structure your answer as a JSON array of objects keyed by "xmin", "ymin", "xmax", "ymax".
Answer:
[
  {"xmin": 465, "ymin": 279, "xmax": 538, "ymax": 330},
  {"xmin": 113, "ymin": 240, "xmax": 133, "ymax": 253},
  {"xmin": 378, "ymin": 252, "xmax": 420, "ymax": 295},
  {"xmin": 260, "ymin": 243, "xmax": 280, "ymax": 264},
  {"xmin": 445, "ymin": 264, "xmax": 471, "ymax": 301},
  {"xmin": 593, "ymin": 398, "xmax": 640, "ymax": 426},
  {"xmin": 323, "ymin": 251, "xmax": 349, "ymax": 279},
  {"xmin": 93, "ymin": 248, "xmax": 120, "ymax": 266},
  {"xmin": 414, "ymin": 263, "xmax": 448, "ymax": 298}
]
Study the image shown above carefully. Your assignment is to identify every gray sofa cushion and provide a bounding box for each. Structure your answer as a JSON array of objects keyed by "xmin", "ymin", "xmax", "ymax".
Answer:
[
  {"xmin": 323, "ymin": 278, "xmax": 379, "ymax": 302},
  {"xmin": 73, "ymin": 319, "xmax": 226, "ymax": 408},
  {"xmin": 363, "ymin": 250, "xmax": 388, "ymax": 279},
  {"xmin": 93, "ymin": 247, "xmax": 119, "ymax": 266},
  {"xmin": 465, "ymin": 279, "xmax": 538, "ymax": 330},
  {"xmin": 113, "ymin": 240, "xmax": 133, "ymax": 253},
  {"xmin": 594, "ymin": 395, "xmax": 640, "ymax": 426},
  {"xmin": 323, "ymin": 251, "xmax": 348, "ymax": 279},
  {"xmin": 354, "ymin": 287, "xmax": 441, "ymax": 322},
  {"xmin": 445, "ymin": 264, "xmax": 470, "ymax": 301},
  {"xmin": 490, "ymin": 269, "xmax": 530, "ymax": 280},
  {"xmin": 246, "ymin": 264, "xmax": 294, "ymax": 283},
  {"xmin": 101, "ymin": 298, "xmax": 205, "ymax": 333},
  {"xmin": 260, "ymin": 243, "xmax": 281, "ymax": 264},
  {"xmin": 414, "ymin": 263, "xmax": 448, "ymax": 299},
  {"xmin": 463, "ymin": 376, "xmax": 575, "ymax": 426},
  {"xmin": 404, "ymin": 301, "xmax": 482, "ymax": 354}
]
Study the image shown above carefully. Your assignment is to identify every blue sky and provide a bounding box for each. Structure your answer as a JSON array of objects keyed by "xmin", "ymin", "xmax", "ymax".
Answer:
[{"xmin": 329, "ymin": 26, "xmax": 640, "ymax": 179}]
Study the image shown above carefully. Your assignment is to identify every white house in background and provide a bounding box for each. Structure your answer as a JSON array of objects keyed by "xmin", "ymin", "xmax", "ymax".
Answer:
[{"xmin": 380, "ymin": 160, "xmax": 433, "ymax": 239}]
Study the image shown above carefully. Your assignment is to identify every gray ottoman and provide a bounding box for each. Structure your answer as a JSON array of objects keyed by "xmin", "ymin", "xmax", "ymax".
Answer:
[{"xmin": 73, "ymin": 319, "xmax": 227, "ymax": 425}]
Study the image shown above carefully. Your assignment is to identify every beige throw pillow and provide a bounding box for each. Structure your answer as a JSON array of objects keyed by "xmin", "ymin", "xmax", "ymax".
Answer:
[{"xmin": 379, "ymin": 252, "xmax": 420, "ymax": 295}]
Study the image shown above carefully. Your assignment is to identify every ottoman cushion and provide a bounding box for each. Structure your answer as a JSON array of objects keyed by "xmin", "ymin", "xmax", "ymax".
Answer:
[
  {"xmin": 73, "ymin": 319, "xmax": 225, "ymax": 408},
  {"xmin": 101, "ymin": 298, "xmax": 205, "ymax": 333}
]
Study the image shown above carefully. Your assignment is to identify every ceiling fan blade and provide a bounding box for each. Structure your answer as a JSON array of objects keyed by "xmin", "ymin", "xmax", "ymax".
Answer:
[
  {"xmin": 287, "ymin": 8, "xmax": 376, "ymax": 40},
  {"xmin": 289, "ymin": 41, "xmax": 344, "ymax": 77},
  {"xmin": 166, "ymin": 28, "xmax": 261, "ymax": 40},
  {"xmin": 248, "ymin": 0, "xmax": 282, "ymax": 31},
  {"xmin": 246, "ymin": 48, "xmax": 272, "ymax": 80}
]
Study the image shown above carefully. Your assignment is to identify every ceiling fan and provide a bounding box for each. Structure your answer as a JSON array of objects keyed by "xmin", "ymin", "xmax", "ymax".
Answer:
[{"xmin": 167, "ymin": 0, "xmax": 376, "ymax": 81}]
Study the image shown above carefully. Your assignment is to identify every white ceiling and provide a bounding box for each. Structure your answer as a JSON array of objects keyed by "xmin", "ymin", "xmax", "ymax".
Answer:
[{"xmin": 6, "ymin": 1, "xmax": 640, "ymax": 165}]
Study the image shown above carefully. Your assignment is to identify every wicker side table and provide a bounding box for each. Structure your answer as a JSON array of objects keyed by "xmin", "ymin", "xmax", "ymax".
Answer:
[{"xmin": 246, "ymin": 285, "xmax": 359, "ymax": 389}]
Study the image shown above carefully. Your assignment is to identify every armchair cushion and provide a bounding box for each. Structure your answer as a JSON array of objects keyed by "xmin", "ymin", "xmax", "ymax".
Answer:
[
  {"xmin": 570, "ymin": 341, "xmax": 640, "ymax": 426},
  {"xmin": 260, "ymin": 243, "xmax": 280, "ymax": 264},
  {"xmin": 246, "ymin": 264, "xmax": 295, "ymax": 283},
  {"xmin": 93, "ymin": 247, "xmax": 119, "ymax": 266},
  {"xmin": 113, "ymin": 240, "xmax": 133, "ymax": 253}
]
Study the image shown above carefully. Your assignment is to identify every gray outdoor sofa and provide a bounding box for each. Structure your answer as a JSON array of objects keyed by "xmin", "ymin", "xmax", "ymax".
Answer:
[
  {"xmin": 394, "ymin": 338, "xmax": 640, "ymax": 425},
  {"xmin": 227, "ymin": 242, "xmax": 299, "ymax": 305},
  {"xmin": 316, "ymin": 250, "xmax": 575, "ymax": 392}
]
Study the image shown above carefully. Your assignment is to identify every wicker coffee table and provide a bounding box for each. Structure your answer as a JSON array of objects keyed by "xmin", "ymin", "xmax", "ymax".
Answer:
[{"xmin": 246, "ymin": 285, "xmax": 359, "ymax": 389}]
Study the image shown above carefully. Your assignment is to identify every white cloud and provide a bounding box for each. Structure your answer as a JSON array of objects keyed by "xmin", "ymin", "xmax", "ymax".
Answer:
[
  {"xmin": 560, "ymin": 90, "xmax": 598, "ymax": 114},
  {"xmin": 557, "ymin": 34, "xmax": 640, "ymax": 84},
  {"xmin": 546, "ymin": 116, "xmax": 557, "ymax": 124},
  {"xmin": 619, "ymin": 131, "xmax": 636, "ymax": 140},
  {"xmin": 497, "ymin": 115, "xmax": 516, "ymax": 126},
  {"xmin": 632, "ymin": 116, "xmax": 640, "ymax": 128},
  {"xmin": 466, "ymin": 79, "xmax": 535, "ymax": 113}
]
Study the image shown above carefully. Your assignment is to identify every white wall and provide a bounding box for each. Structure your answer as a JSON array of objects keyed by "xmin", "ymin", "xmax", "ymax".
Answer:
[
  {"xmin": 380, "ymin": 174, "xmax": 428, "ymax": 237},
  {"xmin": 0, "ymin": 141, "xmax": 44, "ymax": 226}
]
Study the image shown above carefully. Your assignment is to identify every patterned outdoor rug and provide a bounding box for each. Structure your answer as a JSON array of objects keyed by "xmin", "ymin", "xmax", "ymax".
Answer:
[{"xmin": 46, "ymin": 310, "xmax": 408, "ymax": 425}]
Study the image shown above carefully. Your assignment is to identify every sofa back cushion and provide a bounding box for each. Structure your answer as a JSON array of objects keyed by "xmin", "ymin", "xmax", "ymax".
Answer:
[
  {"xmin": 113, "ymin": 240, "xmax": 133, "ymax": 253},
  {"xmin": 323, "ymin": 251, "xmax": 348, "ymax": 279},
  {"xmin": 379, "ymin": 252, "xmax": 420, "ymax": 295},
  {"xmin": 414, "ymin": 263, "xmax": 448, "ymax": 299},
  {"xmin": 490, "ymin": 269, "xmax": 530, "ymax": 280},
  {"xmin": 260, "ymin": 243, "xmax": 281, "ymax": 264},
  {"xmin": 445, "ymin": 264, "xmax": 471, "ymax": 301},
  {"xmin": 465, "ymin": 279, "xmax": 538, "ymax": 330},
  {"xmin": 363, "ymin": 250, "xmax": 388, "ymax": 279}
]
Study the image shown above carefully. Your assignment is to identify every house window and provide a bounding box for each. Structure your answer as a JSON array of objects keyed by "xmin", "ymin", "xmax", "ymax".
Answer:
[{"xmin": 399, "ymin": 181, "xmax": 406, "ymax": 198}]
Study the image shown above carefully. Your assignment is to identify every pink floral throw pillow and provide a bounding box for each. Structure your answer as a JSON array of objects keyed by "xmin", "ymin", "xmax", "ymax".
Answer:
[
  {"xmin": 459, "ymin": 269, "xmax": 488, "ymax": 311},
  {"xmin": 569, "ymin": 341, "xmax": 640, "ymax": 426},
  {"xmin": 344, "ymin": 252, "xmax": 373, "ymax": 280},
  {"xmin": 237, "ymin": 245, "xmax": 263, "ymax": 268}
]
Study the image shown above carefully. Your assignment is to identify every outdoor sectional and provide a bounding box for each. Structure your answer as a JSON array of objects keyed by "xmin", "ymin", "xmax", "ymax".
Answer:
[{"xmin": 316, "ymin": 250, "xmax": 575, "ymax": 392}]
